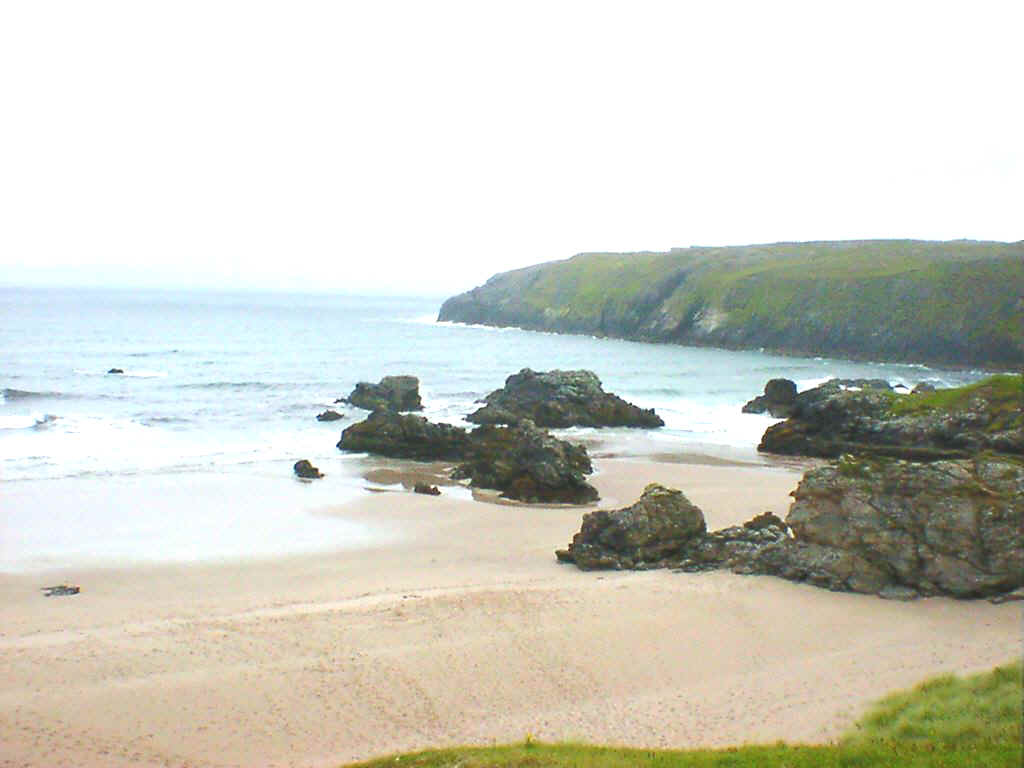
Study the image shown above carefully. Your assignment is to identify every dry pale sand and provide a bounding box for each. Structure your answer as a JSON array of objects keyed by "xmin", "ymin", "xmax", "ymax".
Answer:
[{"xmin": 1, "ymin": 458, "xmax": 1020, "ymax": 768}]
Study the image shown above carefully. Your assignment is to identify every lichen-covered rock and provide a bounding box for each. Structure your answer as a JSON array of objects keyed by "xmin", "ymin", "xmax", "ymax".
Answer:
[
  {"xmin": 468, "ymin": 368, "xmax": 663, "ymax": 428},
  {"xmin": 556, "ymin": 483, "xmax": 705, "ymax": 569},
  {"xmin": 337, "ymin": 410, "xmax": 469, "ymax": 461},
  {"xmin": 344, "ymin": 375, "xmax": 423, "ymax": 412},
  {"xmin": 771, "ymin": 455, "xmax": 1024, "ymax": 597},
  {"xmin": 558, "ymin": 456, "xmax": 1023, "ymax": 600},
  {"xmin": 455, "ymin": 420, "xmax": 598, "ymax": 504},
  {"xmin": 758, "ymin": 375, "xmax": 1022, "ymax": 460}
]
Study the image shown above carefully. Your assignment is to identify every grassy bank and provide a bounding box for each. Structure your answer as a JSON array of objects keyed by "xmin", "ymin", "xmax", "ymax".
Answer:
[{"xmin": 346, "ymin": 661, "xmax": 1022, "ymax": 768}]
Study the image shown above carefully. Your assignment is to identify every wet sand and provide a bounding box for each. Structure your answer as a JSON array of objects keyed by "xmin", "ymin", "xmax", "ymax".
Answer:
[{"xmin": 1, "ymin": 458, "xmax": 1019, "ymax": 767}]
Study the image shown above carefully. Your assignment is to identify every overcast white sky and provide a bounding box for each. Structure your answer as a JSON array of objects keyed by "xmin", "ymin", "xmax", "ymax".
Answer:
[{"xmin": 1, "ymin": 1, "xmax": 1021, "ymax": 296}]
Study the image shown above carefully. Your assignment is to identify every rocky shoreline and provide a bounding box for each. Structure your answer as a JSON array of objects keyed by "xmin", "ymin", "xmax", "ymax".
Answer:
[{"xmin": 323, "ymin": 365, "xmax": 1023, "ymax": 601}]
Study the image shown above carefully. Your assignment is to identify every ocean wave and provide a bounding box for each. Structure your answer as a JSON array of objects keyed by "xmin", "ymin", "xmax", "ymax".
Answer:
[
  {"xmin": 126, "ymin": 349, "xmax": 180, "ymax": 357},
  {"xmin": 2, "ymin": 388, "xmax": 71, "ymax": 401},
  {"xmin": 0, "ymin": 413, "xmax": 59, "ymax": 430},
  {"xmin": 137, "ymin": 415, "xmax": 193, "ymax": 426},
  {"xmin": 177, "ymin": 381, "xmax": 278, "ymax": 391}
]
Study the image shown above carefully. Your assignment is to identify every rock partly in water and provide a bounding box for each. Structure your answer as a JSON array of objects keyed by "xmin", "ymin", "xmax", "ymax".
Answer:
[
  {"xmin": 468, "ymin": 368, "xmax": 663, "ymax": 428},
  {"xmin": 758, "ymin": 374, "xmax": 1023, "ymax": 460},
  {"xmin": 742, "ymin": 378, "xmax": 798, "ymax": 417},
  {"xmin": 454, "ymin": 419, "xmax": 599, "ymax": 504},
  {"xmin": 413, "ymin": 483, "xmax": 441, "ymax": 496},
  {"xmin": 555, "ymin": 483, "xmax": 705, "ymax": 569},
  {"xmin": 107, "ymin": 368, "xmax": 124, "ymax": 374},
  {"xmin": 337, "ymin": 410, "xmax": 470, "ymax": 461},
  {"xmin": 344, "ymin": 375, "xmax": 423, "ymax": 412},
  {"xmin": 293, "ymin": 459, "xmax": 324, "ymax": 479},
  {"xmin": 316, "ymin": 409, "xmax": 344, "ymax": 422}
]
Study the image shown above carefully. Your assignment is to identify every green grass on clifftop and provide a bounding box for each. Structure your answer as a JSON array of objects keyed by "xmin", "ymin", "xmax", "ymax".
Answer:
[
  {"xmin": 343, "ymin": 661, "xmax": 1023, "ymax": 768},
  {"xmin": 888, "ymin": 374, "xmax": 1024, "ymax": 432}
]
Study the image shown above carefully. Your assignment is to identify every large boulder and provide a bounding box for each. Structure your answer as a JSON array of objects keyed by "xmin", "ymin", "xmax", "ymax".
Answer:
[
  {"xmin": 555, "ymin": 483, "xmax": 705, "ymax": 569},
  {"xmin": 557, "ymin": 456, "xmax": 1024, "ymax": 600},
  {"xmin": 344, "ymin": 375, "xmax": 423, "ymax": 412},
  {"xmin": 454, "ymin": 420, "xmax": 598, "ymax": 504},
  {"xmin": 758, "ymin": 375, "xmax": 1023, "ymax": 460},
  {"xmin": 337, "ymin": 410, "xmax": 470, "ymax": 461},
  {"xmin": 468, "ymin": 368, "xmax": 663, "ymax": 428},
  {"xmin": 763, "ymin": 455, "xmax": 1024, "ymax": 598},
  {"xmin": 741, "ymin": 378, "xmax": 798, "ymax": 417}
]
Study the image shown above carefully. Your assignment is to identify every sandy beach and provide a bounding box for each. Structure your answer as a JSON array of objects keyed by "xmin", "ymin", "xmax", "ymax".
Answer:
[{"xmin": 1, "ymin": 457, "xmax": 1019, "ymax": 768}]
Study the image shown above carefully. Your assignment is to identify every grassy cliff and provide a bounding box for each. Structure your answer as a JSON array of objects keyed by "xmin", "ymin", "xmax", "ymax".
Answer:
[{"xmin": 439, "ymin": 240, "xmax": 1024, "ymax": 368}]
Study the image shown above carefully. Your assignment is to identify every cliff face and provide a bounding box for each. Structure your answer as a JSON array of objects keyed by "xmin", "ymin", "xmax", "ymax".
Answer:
[{"xmin": 438, "ymin": 240, "xmax": 1024, "ymax": 368}]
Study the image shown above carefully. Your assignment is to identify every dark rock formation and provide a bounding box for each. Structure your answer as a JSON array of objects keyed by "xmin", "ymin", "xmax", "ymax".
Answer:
[
  {"xmin": 293, "ymin": 459, "xmax": 324, "ymax": 479},
  {"xmin": 455, "ymin": 420, "xmax": 598, "ymax": 504},
  {"xmin": 338, "ymin": 412, "xmax": 600, "ymax": 504},
  {"xmin": 337, "ymin": 410, "xmax": 470, "ymax": 461},
  {"xmin": 468, "ymin": 368, "xmax": 663, "ymax": 428},
  {"xmin": 316, "ymin": 409, "xmax": 344, "ymax": 422},
  {"xmin": 344, "ymin": 375, "xmax": 423, "ymax": 412},
  {"xmin": 758, "ymin": 375, "xmax": 1022, "ymax": 460},
  {"xmin": 107, "ymin": 368, "xmax": 124, "ymax": 374},
  {"xmin": 413, "ymin": 483, "xmax": 441, "ymax": 496},
  {"xmin": 558, "ymin": 456, "xmax": 1024, "ymax": 599},
  {"xmin": 555, "ymin": 483, "xmax": 703, "ymax": 568},
  {"xmin": 742, "ymin": 378, "xmax": 798, "ymax": 417}
]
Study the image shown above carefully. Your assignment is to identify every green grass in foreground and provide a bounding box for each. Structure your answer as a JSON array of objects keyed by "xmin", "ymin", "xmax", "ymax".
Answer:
[{"xmin": 345, "ymin": 661, "xmax": 1022, "ymax": 768}]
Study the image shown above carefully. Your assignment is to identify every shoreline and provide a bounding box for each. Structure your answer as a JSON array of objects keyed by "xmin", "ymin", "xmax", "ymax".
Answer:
[{"xmin": 1, "ymin": 456, "xmax": 1019, "ymax": 767}]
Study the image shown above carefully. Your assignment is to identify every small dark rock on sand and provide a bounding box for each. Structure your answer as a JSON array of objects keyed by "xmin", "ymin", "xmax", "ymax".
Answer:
[
  {"xmin": 414, "ymin": 483, "xmax": 441, "ymax": 496},
  {"xmin": 42, "ymin": 584, "xmax": 80, "ymax": 597}
]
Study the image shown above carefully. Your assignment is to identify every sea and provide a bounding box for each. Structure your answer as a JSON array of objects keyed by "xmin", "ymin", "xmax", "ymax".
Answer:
[{"xmin": 0, "ymin": 287, "xmax": 992, "ymax": 572}]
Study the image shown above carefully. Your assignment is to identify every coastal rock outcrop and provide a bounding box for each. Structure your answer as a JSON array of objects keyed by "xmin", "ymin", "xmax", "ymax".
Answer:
[
  {"xmin": 758, "ymin": 375, "xmax": 1023, "ymax": 460},
  {"xmin": 760, "ymin": 456, "xmax": 1024, "ymax": 598},
  {"xmin": 343, "ymin": 375, "xmax": 423, "ymax": 412},
  {"xmin": 558, "ymin": 455, "xmax": 1024, "ymax": 599},
  {"xmin": 555, "ymin": 483, "xmax": 703, "ymax": 568},
  {"xmin": 338, "ymin": 411, "xmax": 599, "ymax": 503},
  {"xmin": 316, "ymin": 409, "xmax": 344, "ymax": 422},
  {"xmin": 337, "ymin": 410, "xmax": 470, "ymax": 461},
  {"xmin": 455, "ymin": 420, "xmax": 598, "ymax": 504},
  {"xmin": 468, "ymin": 368, "xmax": 663, "ymax": 428},
  {"xmin": 293, "ymin": 459, "xmax": 324, "ymax": 479},
  {"xmin": 741, "ymin": 378, "xmax": 798, "ymax": 417}
]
